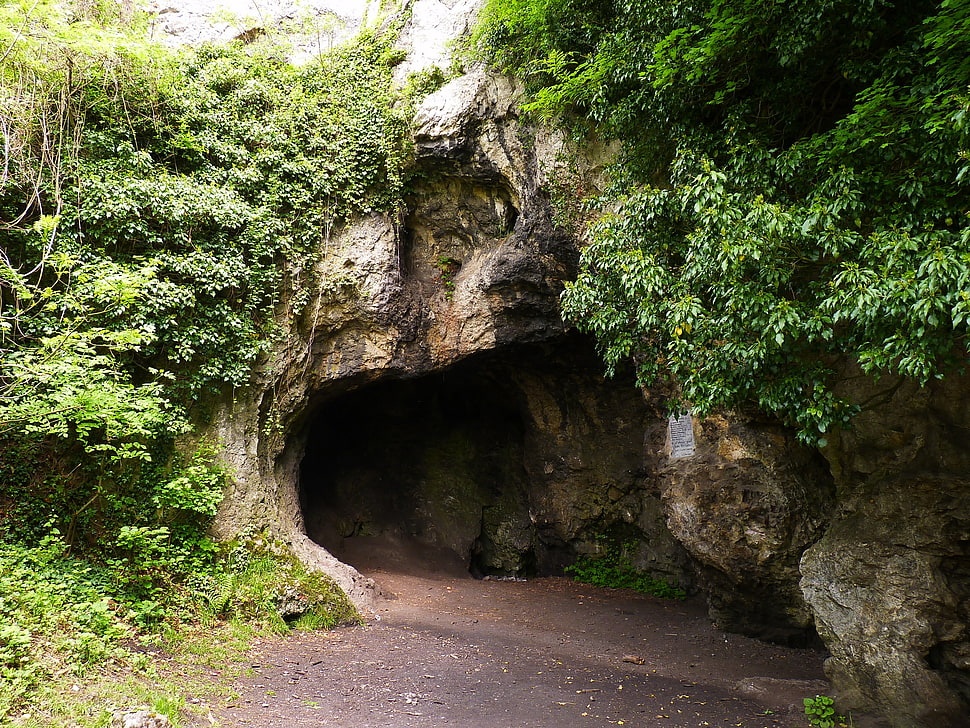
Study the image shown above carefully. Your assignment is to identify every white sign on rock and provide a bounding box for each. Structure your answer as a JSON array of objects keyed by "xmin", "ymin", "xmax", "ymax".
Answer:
[{"xmin": 668, "ymin": 412, "xmax": 696, "ymax": 459}]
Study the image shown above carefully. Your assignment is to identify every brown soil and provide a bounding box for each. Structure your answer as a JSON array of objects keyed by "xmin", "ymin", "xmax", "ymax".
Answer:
[{"xmin": 204, "ymin": 564, "xmax": 829, "ymax": 728}]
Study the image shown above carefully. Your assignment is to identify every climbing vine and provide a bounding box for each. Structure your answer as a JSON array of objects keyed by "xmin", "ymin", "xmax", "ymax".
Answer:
[{"xmin": 0, "ymin": 0, "xmax": 412, "ymax": 524}]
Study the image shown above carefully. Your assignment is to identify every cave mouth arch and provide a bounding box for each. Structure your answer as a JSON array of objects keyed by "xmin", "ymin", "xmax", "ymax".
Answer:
[
  {"xmin": 300, "ymin": 350, "xmax": 532, "ymax": 578},
  {"xmin": 298, "ymin": 337, "xmax": 661, "ymax": 580}
]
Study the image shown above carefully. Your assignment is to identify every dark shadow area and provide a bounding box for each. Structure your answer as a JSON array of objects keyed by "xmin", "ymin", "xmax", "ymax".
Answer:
[
  {"xmin": 298, "ymin": 337, "xmax": 837, "ymax": 649},
  {"xmin": 299, "ymin": 336, "xmax": 687, "ymax": 585},
  {"xmin": 300, "ymin": 350, "xmax": 533, "ymax": 578}
]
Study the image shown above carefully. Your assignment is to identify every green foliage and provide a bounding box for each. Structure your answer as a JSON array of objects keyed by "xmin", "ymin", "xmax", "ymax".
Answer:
[
  {"xmin": 1, "ymin": 0, "xmax": 412, "ymax": 542},
  {"xmin": 0, "ymin": 11, "xmax": 408, "ymax": 406},
  {"xmin": 0, "ymin": 529, "xmax": 358, "ymax": 719},
  {"xmin": 474, "ymin": 0, "xmax": 970, "ymax": 441},
  {"xmin": 2, "ymin": 24, "xmax": 411, "ymax": 412},
  {"xmin": 435, "ymin": 256, "xmax": 461, "ymax": 299},
  {"xmin": 566, "ymin": 538, "xmax": 686, "ymax": 599},
  {"xmin": 189, "ymin": 533, "xmax": 359, "ymax": 633},
  {"xmin": 0, "ymin": 435, "xmax": 224, "ymax": 564},
  {"xmin": 400, "ymin": 65, "xmax": 450, "ymax": 100},
  {"xmin": 0, "ymin": 532, "xmax": 134, "ymax": 717},
  {"xmin": 804, "ymin": 695, "xmax": 851, "ymax": 728},
  {"xmin": 153, "ymin": 442, "xmax": 228, "ymax": 519},
  {"xmin": 0, "ymin": 5, "xmax": 394, "ymax": 717}
]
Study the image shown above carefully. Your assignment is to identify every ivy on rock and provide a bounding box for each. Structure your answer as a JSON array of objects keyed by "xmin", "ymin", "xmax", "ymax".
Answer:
[
  {"xmin": 0, "ymin": 2, "xmax": 412, "ymax": 546},
  {"xmin": 0, "ymin": 4, "xmax": 411, "ymax": 713},
  {"xmin": 0, "ymin": 21, "xmax": 411, "ymax": 412}
]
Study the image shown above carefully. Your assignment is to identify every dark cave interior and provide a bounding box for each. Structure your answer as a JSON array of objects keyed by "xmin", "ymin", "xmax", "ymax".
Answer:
[
  {"xmin": 300, "ymin": 347, "xmax": 533, "ymax": 578},
  {"xmin": 298, "ymin": 338, "xmax": 656, "ymax": 580}
]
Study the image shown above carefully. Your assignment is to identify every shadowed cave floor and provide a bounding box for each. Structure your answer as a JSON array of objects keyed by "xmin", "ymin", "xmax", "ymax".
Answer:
[{"xmin": 204, "ymin": 564, "xmax": 828, "ymax": 728}]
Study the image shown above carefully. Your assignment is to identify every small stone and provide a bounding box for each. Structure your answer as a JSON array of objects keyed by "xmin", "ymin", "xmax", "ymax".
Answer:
[{"xmin": 110, "ymin": 710, "xmax": 172, "ymax": 728}]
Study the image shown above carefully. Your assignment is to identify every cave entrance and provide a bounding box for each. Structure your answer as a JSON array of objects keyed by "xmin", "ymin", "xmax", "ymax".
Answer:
[
  {"xmin": 299, "ymin": 349, "xmax": 534, "ymax": 578},
  {"xmin": 298, "ymin": 337, "xmax": 662, "ymax": 580}
]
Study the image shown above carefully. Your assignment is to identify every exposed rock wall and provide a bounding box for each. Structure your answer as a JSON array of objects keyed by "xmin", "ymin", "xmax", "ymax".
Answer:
[
  {"xmin": 298, "ymin": 337, "xmax": 691, "ymax": 585},
  {"xmin": 148, "ymin": 0, "xmax": 476, "ymax": 72},
  {"xmin": 208, "ymin": 63, "xmax": 602, "ymax": 606},
  {"xmin": 801, "ymin": 371, "xmax": 970, "ymax": 727},
  {"xmin": 650, "ymin": 408, "xmax": 835, "ymax": 645},
  {"xmin": 208, "ymin": 59, "xmax": 835, "ymax": 647}
]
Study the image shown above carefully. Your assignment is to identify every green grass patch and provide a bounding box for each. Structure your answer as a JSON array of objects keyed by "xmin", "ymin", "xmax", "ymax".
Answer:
[{"xmin": 0, "ymin": 533, "xmax": 358, "ymax": 726}]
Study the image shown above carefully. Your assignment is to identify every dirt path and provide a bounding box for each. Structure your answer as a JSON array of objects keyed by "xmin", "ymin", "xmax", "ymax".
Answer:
[{"xmin": 207, "ymin": 570, "xmax": 828, "ymax": 727}]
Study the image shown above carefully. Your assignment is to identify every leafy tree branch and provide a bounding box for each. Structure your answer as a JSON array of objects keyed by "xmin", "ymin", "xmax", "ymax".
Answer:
[{"xmin": 473, "ymin": 0, "xmax": 970, "ymax": 441}]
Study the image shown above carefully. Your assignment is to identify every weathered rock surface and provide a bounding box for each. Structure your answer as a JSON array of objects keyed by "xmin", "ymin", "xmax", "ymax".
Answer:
[
  {"xmin": 147, "ymin": 0, "xmax": 371, "ymax": 52},
  {"xmin": 147, "ymin": 0, "xmax": 481, "ymax": 74},
  {"xmin": 649, "ymin": 407, "xmax": 835, "ymax": 645},
  {"xmin": 110, "ymin": 710, "xmax": 172, "ymax": 728},
  {"xmin": 393, "ymin": 0, "xmax": 483, "ymax": 79},
  {"xmin": 801, "ymin": 371, "xmax": 970, "ymax": 727},
  {"xmin": 299, "ymin": 337, "xmax": 692, "ymax": 586},
  {"xmin": 208, "ymin": 63, "xmax": 618, "ymax": 607}
]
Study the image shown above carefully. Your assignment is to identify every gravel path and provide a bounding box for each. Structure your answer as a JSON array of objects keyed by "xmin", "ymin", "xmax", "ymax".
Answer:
[{"xmin": 206, "ymin": 570, "xmax": 828, "ymax": 727}]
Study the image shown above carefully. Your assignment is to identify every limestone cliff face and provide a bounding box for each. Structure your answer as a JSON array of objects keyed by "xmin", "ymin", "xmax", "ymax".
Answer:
[
  {"xmin": 801, "ymin": 371, "xmax": 970, "ymax": 728},
  {"xmin": 204, "ymin": 42, "xmax": 823, "ymax": 671},
  {"xmin": 208, "ymin": 59, "xmax": 695, "ymax": 606},
  {"xmin": 207, "ymin": 63, "xmax": 584, "ymax": 603},
  {"xmin": 649, "ymin": 406, "xmax": 835, "ymax": 646},
  {"xmin": 164, "ymin": 2, "xmax": 970, "ymax": 726}
]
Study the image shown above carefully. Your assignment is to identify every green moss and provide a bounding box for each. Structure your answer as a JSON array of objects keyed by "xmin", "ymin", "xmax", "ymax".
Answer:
[{"xmin": 210, "ymin": 554, "xmax": 359, "ymax": 633}]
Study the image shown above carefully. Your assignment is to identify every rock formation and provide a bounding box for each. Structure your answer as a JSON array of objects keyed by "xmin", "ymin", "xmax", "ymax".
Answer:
[
  {"xmin": 205, "ymin": 34, "xmax": 831, "ymax": 651},
  {"xmin": 148, "ymin": 1, "xmax": 970, "ymax": 725},
  {"xmin": 801, "ymin": 371, "xmax": 970, "ymax": 728},
  {"xmin": 206, "ymin": 61, "xmax": 601, "ymax": 603},
  {"xmin": 651, "ymin": 407, "xmax": 835, "ymax": 646},
  {"xmin": 111, "ymin": 710, "xmax": 172, "ymax": 728}
]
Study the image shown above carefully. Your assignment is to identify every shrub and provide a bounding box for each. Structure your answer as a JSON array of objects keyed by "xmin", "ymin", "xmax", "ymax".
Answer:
[{"xmin": 804, "ymin": 694, "xmax": 851, "ymax": 728}]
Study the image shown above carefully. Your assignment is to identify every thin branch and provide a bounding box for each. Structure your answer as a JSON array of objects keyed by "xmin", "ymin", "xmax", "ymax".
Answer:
[{"xmin": 0, "ymin": 0, "xmax": 42, "ymax": 67}]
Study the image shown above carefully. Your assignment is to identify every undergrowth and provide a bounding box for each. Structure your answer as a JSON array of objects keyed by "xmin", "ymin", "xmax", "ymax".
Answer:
[
  {"xmin": 804, "ymin": 695, "xmax": 853, "ymax": 728},
  {"xmin": 0, "ymin": 530, "xmax": 358, "ymax": 726},
  {"xmin": 0, "ymin": 1, "xmax": 409, "ymax": 723},
  {"xmin": 566, "ymin": 538, "xmax": 686, "ymax": 600}
]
